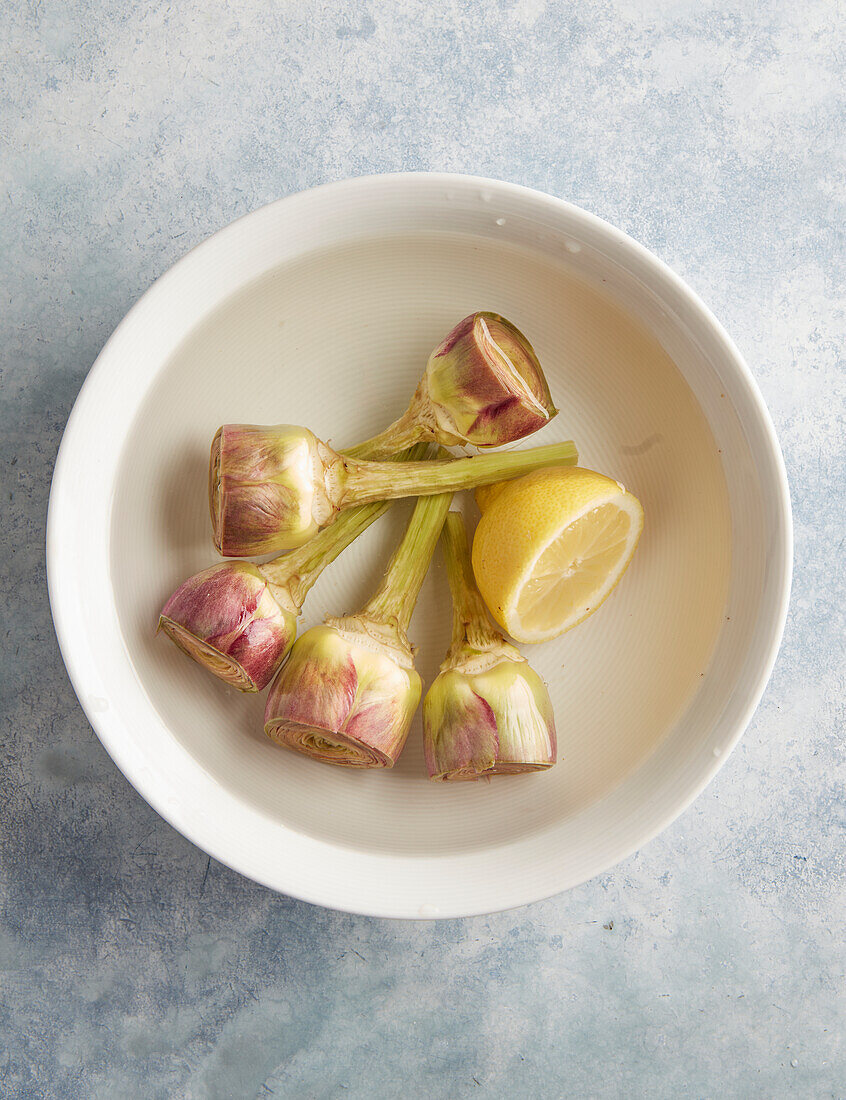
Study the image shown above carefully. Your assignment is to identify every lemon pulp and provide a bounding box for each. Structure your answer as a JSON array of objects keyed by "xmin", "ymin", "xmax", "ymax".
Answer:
[{"xmin": 516, "ymin": 502, "xmax": 634, "ymax": 634}]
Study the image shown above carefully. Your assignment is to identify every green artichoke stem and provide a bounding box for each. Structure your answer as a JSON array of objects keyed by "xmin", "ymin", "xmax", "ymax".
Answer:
[
  {"xmin": 360, "ymin": 454, "xmax": 453, "ymax": 634},
  {"xmin": 441, "ymin": 511, "xmax": 503, "ymax": 661},
  {"xmin": 339, "ymin": 439, "xmax": 578, "ymax": 507},
  {"xmin": 341, "ymin": 391, "xmax": 430, "ymax": 460}
]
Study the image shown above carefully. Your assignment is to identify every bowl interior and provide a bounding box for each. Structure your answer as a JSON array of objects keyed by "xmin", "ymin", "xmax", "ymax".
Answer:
[{"xmin": 110, "ymin": 230, "xmax": 732, "ymax": 856}]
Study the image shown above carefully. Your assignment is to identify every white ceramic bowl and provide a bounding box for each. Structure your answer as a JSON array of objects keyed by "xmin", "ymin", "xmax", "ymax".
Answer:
[{"xmin": 47, "ymin": 174, "xmax": 791, "ymax": 918}]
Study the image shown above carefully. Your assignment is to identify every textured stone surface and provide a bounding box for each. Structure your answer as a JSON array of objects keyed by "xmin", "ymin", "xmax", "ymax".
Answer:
[{"xmin": 2, "ymin": 1, "xmax": 844, "ymax": 1097}]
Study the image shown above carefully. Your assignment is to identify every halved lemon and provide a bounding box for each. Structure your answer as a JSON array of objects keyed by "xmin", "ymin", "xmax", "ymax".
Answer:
[{"xmin": 472, "ymin": 467, "xmax": 644, "ymax": 643}]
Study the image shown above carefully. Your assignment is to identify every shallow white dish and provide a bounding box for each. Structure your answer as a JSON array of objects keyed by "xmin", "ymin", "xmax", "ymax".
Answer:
[{"xmin": 47, "ymin": 174, "xmax": 791, "ymax": 918}]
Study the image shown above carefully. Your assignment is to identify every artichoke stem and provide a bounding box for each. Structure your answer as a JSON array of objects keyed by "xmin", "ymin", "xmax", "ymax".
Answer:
[
  {"xmin": 339, "ymin": 439, "xmax": 578, "ymax": 508},
  {"xmin": 341, "ymin": 387, "xmax": 430, "ymax": 460},
  {"xmin": 440, "ymin": 511, "xmax": 502, "ymax": 662},
  {"xmin": 361, "ymin": 489, "xmax": 453, "ymax": 634}
]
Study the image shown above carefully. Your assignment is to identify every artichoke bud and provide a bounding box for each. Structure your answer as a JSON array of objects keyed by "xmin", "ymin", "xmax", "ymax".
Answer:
[
  {"xmin": 425, "ymin": 312, "xmax": 557, "ymax": 448},
  {"xmin": 264, "ymin": 624, "xmax": 422, "ymax": 768},
  {"xmin": 158, "ymin": 561, "xmax": 297, "ymax": 691},
  {"xmin": 210, "ymin": 424, "xmax": 326, "ymax": 556},
  {"xmin": 423, "ymin": 656, "xmax": 556, "ymax": 781}
]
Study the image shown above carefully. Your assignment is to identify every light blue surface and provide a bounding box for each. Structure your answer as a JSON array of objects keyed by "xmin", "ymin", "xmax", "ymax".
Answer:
[{"xmin": 2, "ymin": 2, "xmax": 844, "ymax": 1097}]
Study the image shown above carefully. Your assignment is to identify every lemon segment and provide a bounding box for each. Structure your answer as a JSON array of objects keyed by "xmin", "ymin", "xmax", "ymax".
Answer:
[{"xmin": 471, "ymin": 467, "xmax": 644, "ymax": 643}]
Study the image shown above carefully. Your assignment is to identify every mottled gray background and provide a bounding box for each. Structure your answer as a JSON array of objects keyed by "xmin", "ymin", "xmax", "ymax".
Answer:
[{"xmin": 2, "ymin": 1, "xmax": 844, "ymax": 1097}]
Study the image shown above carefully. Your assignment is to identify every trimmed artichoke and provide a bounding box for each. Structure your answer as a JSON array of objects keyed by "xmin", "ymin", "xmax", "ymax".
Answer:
[
  {"xmin": 264, "ymin": 623, "xmax": 421, "ymax": 768},
  {"xmin": 264, "ymin": 489, "xmax": 453, "ymax": 767},
  {"xmin": 159, "ymin": 561, "xmax": 296, "ymax": 692},
  {"xmin": 423, "ymin": 511, "xmax": 557, "ymax": 780},
  {"xmin": 425, "ymin": 312, "xmax": 556, "ymax": 448},
  {"xmin": 345, "ymin": 312, "xmax": 557, "ymax": 457},
  {"xmin": 424, "ymin": 657, "xmax": 556, "ymax": 781},
  {"xmin": 210, "ymin": 425, "xmax": 576, "ymax": 556}
]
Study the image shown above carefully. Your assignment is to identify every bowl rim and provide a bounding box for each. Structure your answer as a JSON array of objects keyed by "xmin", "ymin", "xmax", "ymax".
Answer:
[{"xmin": 47, "ymin": 172, "xmax": 793, "ymax": 918}]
